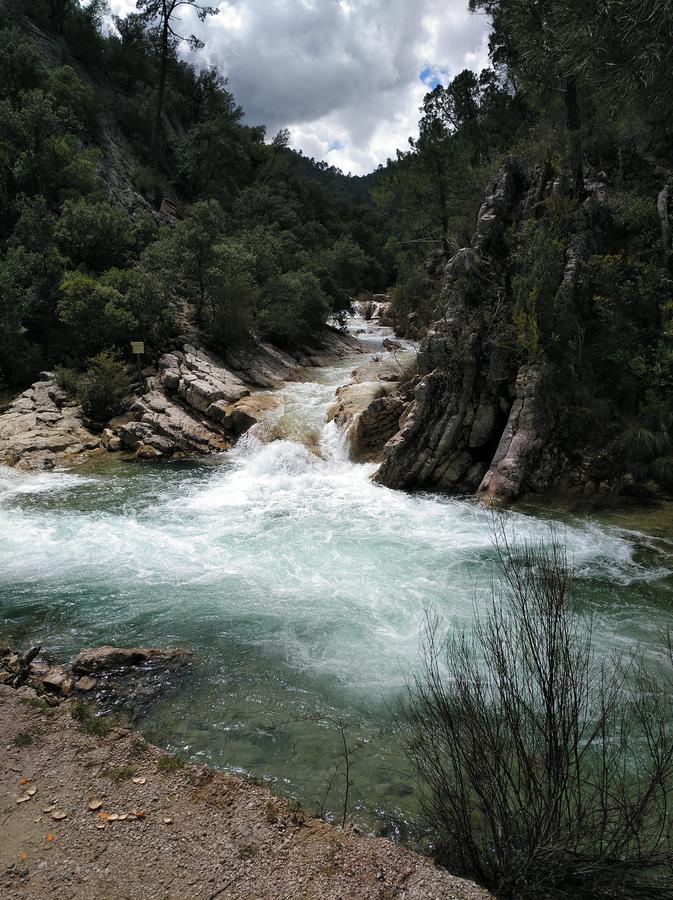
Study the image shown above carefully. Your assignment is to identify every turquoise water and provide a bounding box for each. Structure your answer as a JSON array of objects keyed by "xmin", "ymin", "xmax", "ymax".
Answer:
[{"xmin": 1, "ymin": 318, "xmax": 672, "ymax": 836}]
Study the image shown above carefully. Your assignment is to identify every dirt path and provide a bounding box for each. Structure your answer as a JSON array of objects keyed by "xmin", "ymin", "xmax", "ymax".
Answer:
[{"xmin": 1, "ymin": 686, "xmax": 490, "ymax": 899}]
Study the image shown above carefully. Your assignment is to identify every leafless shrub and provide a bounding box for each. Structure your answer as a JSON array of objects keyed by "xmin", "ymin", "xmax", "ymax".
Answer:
[{"xmin": 403, "ymin": 527, "xmax": 673, "ymax": 899}]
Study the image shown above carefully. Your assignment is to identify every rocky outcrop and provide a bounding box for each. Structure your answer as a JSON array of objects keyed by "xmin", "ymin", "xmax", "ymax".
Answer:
[
  {"xmin": 118, "ymin": 388, "xmax": 231, "ymax": 457},
  {"xmin": 0, "ymin": 375, "xmax": 100, "ymax": 470},
  {"xmin": 158, "ymin": 345, "xmax": 250, "ymax": 410},
  {"xmin": 2, "ymin": 643, "xmax": 193, "ymax": 719},
  {"xmin": 117, "ymin": 331, "xmax": 364, "ymax": 459},
  {"xmin": 374, "ymin": 158, "xmax": 524, "ymax": 495},
  {"xmin": 350, "ymin": 394, "xmax": 408, "ymax": 460},
  {"xmin": 327, "ymin": 349, "xmax": 416, "ymax": 461},
  {"xmin": 0, "ymin": 326, "xmax": 366, "ymax": 469},
  {"xmin": 117, "ymin": 344, "xmax": 266, "ymax": 457},
  {"xmin": 373, "ymin": 158, "xmax": 610, "ymax": 504}
]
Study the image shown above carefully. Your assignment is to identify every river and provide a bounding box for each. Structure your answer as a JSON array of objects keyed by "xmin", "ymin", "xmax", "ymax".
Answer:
[{"xmin": 1, "ymin": 314, "xmax": 672, "ymax": 839}]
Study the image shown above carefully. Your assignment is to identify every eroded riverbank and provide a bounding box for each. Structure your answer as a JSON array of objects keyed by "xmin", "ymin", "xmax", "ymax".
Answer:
[{"xmin": 0, "ymin": 685, "xmax": 490, "ymax": 899}]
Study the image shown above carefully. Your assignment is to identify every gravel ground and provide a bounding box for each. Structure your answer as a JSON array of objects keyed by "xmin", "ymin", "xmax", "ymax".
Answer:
[{"xmin": 0, "ymin": 685, "xmax": 491, "ymax": 899}]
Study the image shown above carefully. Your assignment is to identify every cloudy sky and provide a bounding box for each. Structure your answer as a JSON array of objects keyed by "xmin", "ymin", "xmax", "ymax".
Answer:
[{"xmin": 107, "ymin": 1, "xmax": 492, "ymax": 175}]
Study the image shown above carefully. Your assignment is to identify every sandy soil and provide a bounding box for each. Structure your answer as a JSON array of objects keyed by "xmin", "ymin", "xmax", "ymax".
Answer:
[{"xmin": 0, "ymin": 685, "xmax": 491, "ymax": 900}]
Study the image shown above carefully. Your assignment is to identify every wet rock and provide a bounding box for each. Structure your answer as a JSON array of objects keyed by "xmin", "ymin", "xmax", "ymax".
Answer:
[
  {"xmin": 221, "ymin": 395, "xmax": 280, "ymax": 436},
  {"xmin": 72, "ymin": 646, "xmax": 193, "ymax": 675},
  {"xmin": 71, "ymin": 646, "xmax": 194, "ymax": 720},
  {"xmin": 42, "ymin": 667, "xmax": 69, "ymax": 693},
  {"xmin": 75, "ymin": 675, "xmax": 97, "ymax": 692},
  {"xmin": 327, "ymin": 350, "xmax": 416, "ymax": 461},
  {"xmin": 101, "ymin": 428, "xmax": 122, "ymax": 452}
]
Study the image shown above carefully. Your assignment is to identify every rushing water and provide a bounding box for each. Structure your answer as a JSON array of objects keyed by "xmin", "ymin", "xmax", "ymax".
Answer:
[{"xmin": 1, "ymin": 316, "xmax": 672, "ymax": 836}]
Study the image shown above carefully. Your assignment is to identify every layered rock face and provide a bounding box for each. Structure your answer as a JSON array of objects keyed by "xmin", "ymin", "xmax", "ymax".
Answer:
[
  {"xmin": 119, "ymin": 330, "xmax": 361, "ymax": 458},
  {"xmin": 118, "ymin": 343, "xmax": 253, "ymax": 456},
  {"xmin": 373, "ymin": 158, "xmax": 609, "ymax": 505},
  {"xmin": 0, "ymin": 375, "xmax": 99, "ymax": 470},
  {"xmin": 327, "ymin": 348, "xmax": 415, "ymax": 462},
  {"xmin": 0, "ymin": 327, "xmax": 364, "ymax": 469}
]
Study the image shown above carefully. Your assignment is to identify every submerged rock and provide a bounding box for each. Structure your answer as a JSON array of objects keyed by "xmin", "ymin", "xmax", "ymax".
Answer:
[
  {"xmin": 1, "ymin": 643, "xmax": 194, "ymax": 719},
  {"xmin": 72, "ymin": 645, "xmax": 193, "ymax": 674},
  {"xmin": 71, "ymin": 645, "xmax": 194, "ymax": 720}
]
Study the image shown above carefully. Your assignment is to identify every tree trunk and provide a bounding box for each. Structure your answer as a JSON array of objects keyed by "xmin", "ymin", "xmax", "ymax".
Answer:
[
  {"xmin": 151, "ymin": 27, "xmax": 168, "ymax": 153},
  {"xmin": 565, "ymin": 76, "xmax": 584, "ymax": 199},
  {"xmin": 150, "ymin": 18, "xmax": 169, "ymax": 207}
]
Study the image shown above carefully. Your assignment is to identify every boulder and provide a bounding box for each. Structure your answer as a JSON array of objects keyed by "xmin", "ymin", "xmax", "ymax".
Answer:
[
  {"xmin": 350, "ymin": 396, "xmax": 407, "ymax": 461},
  {"xmin": 42, "ymin": 666, "xmax": 69, "ymax": 693}
]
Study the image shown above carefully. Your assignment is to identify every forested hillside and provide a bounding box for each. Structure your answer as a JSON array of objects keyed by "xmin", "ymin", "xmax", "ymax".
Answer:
[
  {"xmin": 0, "ymin": 0, "xmax": 391, "ymax": 393},
  {"xmin": 1, "ymin": 0, "xmax": 672, "ymax": 497},
  {"xmin": 372, "ymin": 0, "xmax": 673, "ymax": 500}
]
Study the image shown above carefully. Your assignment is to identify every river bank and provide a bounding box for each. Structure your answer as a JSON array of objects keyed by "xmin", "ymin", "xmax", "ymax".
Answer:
[{"xmin": 0, "ymin": 684, "xmax": 489, "ymax": 899}]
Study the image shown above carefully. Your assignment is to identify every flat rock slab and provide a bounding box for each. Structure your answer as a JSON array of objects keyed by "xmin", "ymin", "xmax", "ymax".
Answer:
[{"xmin": 0, "ymin": 685, "xmax": 492, "ymax": 900}]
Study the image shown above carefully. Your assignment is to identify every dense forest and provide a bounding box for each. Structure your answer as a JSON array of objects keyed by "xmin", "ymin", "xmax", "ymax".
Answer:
[{"xmin": 1, "ymin": 0, "xmax": 672, "ymax": 490}]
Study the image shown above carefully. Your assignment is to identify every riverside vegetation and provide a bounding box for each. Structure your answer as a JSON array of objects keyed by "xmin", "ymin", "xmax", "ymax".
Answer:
[{"xmin": 1, "ymin": 2, "xmax": 673, "ymax": 899}]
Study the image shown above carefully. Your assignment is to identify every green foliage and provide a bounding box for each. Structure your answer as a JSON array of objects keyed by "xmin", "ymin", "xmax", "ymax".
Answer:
[
  {"xmin": 258, "ymin": 270, "xmax": 330, "ymax": 347},
  {"xmin": 511, "ymin": 195, "xmax": 576, "ymax": 361},
  {"xmin": 57, "ymin": 271, "xmax": 133, "ymax": 355},
  {"xmin": 55, "ymin": 198, "xmax": 134, "ymax": 272},
  {"xmin": 204, "ymin": 239, "xmax": 258, "ymax": 349},
  {"xmin": 54, "ymin": 364, "xmax": 80, "ymax": 396},
  {"xmin": 389, "ymin": 257, "xmax": 434, "ymax": 331},
  {"xmin": 71, "ymin": 699, "xmax": 115, "ymax": 736},
  {"xmin": 106, "ymin": 766, "xmax": 135, "ymax": 782},
  {"xmin": 157, "ymin": 754, "xmax": 186, "ymax": 774},
  {"xmin": 13, "ymin": 730, "xmax": 34, "ymax": 747},
  {"xmin": 77, "ymin": 350, "xmax": 134, "ymax": 421},
  {"xmin": 652, "ymin": 457, "xmax": 673, "ymax": 491},
  {"xmin": 618, "ymin": 426, "xmax": 671, "ymax": 464}
]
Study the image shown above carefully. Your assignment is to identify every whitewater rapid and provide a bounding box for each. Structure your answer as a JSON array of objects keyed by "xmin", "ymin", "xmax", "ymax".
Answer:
[{"xmin": 0, "ymin": 314, "xmax": 671, "ymax": 825}]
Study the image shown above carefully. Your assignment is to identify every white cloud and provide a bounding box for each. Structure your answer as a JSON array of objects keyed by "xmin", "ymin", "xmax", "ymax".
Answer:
[{"xmin": 107, "ymin": 0, "xmax": 492, "ymax": 175}]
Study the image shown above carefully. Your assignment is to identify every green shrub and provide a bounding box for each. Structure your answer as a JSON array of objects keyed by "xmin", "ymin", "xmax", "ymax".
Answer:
[
  {"xmin": 105, "ymin": 766, "xmax": 135, "ymax": 782},
  {"xmin": 78, "ymin": 350, "xmax": 133, "ymax": 421},
  {"xmin": 54, "ymin": 365, "xmax": 80, "ymax": 396},
  {"xmin": 71, "ymin": 700, "xmax": 115, "ymax": 736},
  {"xmin": 157, "ymin": 754, "xmax": 185, "ymax": 774},
  {"xmin": 404, "ymin": 532, "xmax": 673, "ymax": 899},
  {"xmin": 652, "ymin": 456, "xmax": 673, "ymax": 490},
  {"xmin": 618, "ymin": 425, "xmax": 671, "ymax": 464}
]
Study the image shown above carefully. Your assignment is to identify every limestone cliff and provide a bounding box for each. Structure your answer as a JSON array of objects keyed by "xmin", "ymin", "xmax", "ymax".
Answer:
[{"xmin": 371, "ymin": 158, "xmax": 612, "ymax": 505}]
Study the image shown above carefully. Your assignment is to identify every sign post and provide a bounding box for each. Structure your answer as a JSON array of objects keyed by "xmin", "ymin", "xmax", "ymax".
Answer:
[{"xmin": 131, "ymin": 341, "xmax": 145, "ymax": 384}]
